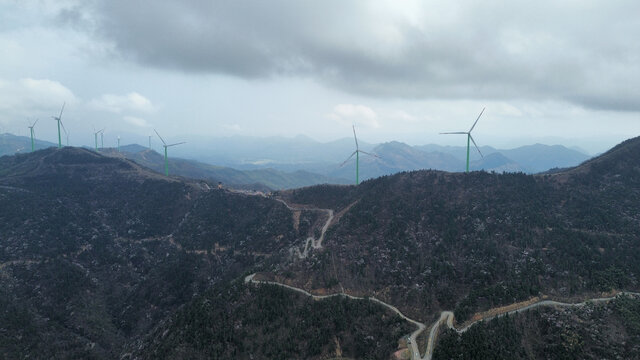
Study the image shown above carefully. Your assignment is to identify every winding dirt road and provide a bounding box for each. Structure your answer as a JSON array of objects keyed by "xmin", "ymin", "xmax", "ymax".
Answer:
[
  {"xmin": 244, "ymin": 273, "xmax": 426, "ymax": 359},
  {"xmin": 240, "ymin": 194, "xmax": 640, "ymax": 359},
  {"xmin": 423, "ymin": 291, "xmax": 640, "ymax": 360},
  {"xmin": 273, "ymin": 198, "xmax": 334, "ymax": 259},
  {"xmin": 247, "ymin": 273, "xmax": 640, "ymax": 360}
]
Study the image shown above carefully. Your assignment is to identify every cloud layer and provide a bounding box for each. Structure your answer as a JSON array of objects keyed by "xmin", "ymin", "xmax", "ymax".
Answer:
[
  {"xmin": 88, "ymin": 92, "xmax": 156, "ymax": 114},
  {"xmin": 0, "ymin": 78, "xmax": 75, "ymax": 118},
  {"xmin": 60, "ymin": 0, "xmax": 640, "ymax": 112},
  {"xmin": 328, "ymin": 104, "xmax": 380, "ymax": 128}
]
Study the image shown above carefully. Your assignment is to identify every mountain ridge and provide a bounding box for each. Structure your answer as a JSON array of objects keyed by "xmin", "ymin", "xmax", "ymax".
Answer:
[
  {"xmin": 1, "ymin": 133, "xmax": 592, "ymax": 180},
  {"xmin": 1, "ymin": 136, "xmax": 640, "ymax": 359},
  {"xmin": 273, "ymin": 136, "xmax": 640, "ymax": 323}
]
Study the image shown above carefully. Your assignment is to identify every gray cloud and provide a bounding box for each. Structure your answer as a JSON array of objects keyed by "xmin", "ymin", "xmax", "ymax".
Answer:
[{"xmin": 64, "ymin": 0, "xmax": 640, "ymax": 111}]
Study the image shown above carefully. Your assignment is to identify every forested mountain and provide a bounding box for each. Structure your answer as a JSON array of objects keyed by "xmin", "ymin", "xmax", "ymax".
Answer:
[
  {"xmin": 273, "ymin": 136, "xmax": 640, "ymax": 325},
  {"xmin": 1, "ymin": 136, "xmax": 639, "ymax": 359},
  {"xmin": 135, "ymin": 281, "xmax": 411, "ymax": 359},
  {"xmin": 0, "ymin": 148, "xmax": 321, "ymax": 357},
  {"xmin": 434, "ymin": 294, "xmax": 640, "ymax": 359}
]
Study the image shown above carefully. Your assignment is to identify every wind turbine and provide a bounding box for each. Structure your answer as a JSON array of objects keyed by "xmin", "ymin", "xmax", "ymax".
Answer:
[
  {"xmin": 51, "ymin": 102, "xmax": 65, "ymax": 148},
  {"xmin": 154, "ymin": 129, "xmax": 185, "ymax": 176},
  {"xmin": 440, "ymin": 108, "xmax": 485, "ymax": 173},
  {"xmin": 148, "ymin": 135, "xmax": 152, "ymax": 150},
  {"xmin": 100, "ymin": 130, "xmax": 104, "ymax": 149},
  {"xmin": 117, "ymin": 136, "xmax": 121, "ymax": 152},
  {"xmin": 340, "ymin": 125, "xmax": 379, "ymax": 185},
  {"xmin": 62, "ymin": 124, "xmax": 69, "ymax": 146},
  {"xmin": 93, "ymin": 127, "xmax": 104, "ymax": 151},
  {"xmin": 28, "ymin": 119, "xmax": 38, "ymax": 152}
]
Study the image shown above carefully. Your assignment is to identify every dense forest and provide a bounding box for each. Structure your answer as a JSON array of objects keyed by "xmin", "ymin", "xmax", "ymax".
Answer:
[
  {"xmin": 434, "ymin": 294, "xmax": 640, "ymax": 359},
  {"xmin": 0, "ymin": 148, "xmax": 333, "ymax": 358},
  {"xmin": 136, "ymin": 281, "xmax": 412, "ymax": 359},
  {"xmin": 277, "ymin": 137, "xmax": 640, "ymax": 322},
  {"xmin": 2, "ymin": 137, "xmax": 640, "ymax": 359}
]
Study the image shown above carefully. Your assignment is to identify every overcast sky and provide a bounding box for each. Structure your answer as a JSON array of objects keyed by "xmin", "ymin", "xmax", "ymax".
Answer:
[{"xmin": 1, "ymin": 0, "xmax": 639, "ymax": 154}]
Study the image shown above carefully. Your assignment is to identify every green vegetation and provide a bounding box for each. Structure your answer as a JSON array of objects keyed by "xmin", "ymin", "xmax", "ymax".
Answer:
[
  {"xmin": 434, "ymin": 314, "xmax": 526, "ymax": 359},
  {"xmin": 434, "ymin": 295, "xmax": 640, "ymax": 359},
  {"xmin": 3, "ymin": 138, "xmax": 640, "ymax": 359},
  {"xmin": 283, "ymin": 136, "xmax": 640, "ymax": 322},
  {"xmin": 174, "ymin": 189, "xmax": 295, "ymax": 252},
  {"xmin": 137, "ymin": 282, "xmax": 412, "ymax": 359}
]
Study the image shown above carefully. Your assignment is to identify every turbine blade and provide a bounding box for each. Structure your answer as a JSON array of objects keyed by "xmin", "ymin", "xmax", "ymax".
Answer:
[
  {"xmin": 166, "ymin": 142, "xmax": 186, "ymax": 147},
  {"xmin": 340, "ymin": 151, "xmax": 357, "ymax": 167},
  {"xmin": 31, "ymin": 119, "xmax": 38, "ymax": 127},
  {"xmin": 58, "ymin": 102, "xmax": 66, "ymax": 120},
  {"xmin": 469, "ymin": 107, "xmax": 485, "ymax": 132},
  {"xmin": 154, "ymin": 129, "xmax": 167, "ymax": 145},
  {"xmin": 358, "ymin": 150, "xmax": 380, "ymax": 159},
  {"xmin": 440, "ymin": 132, "xmax": 468, "ymax": 135},
  {"xmin": 469, "ymin": 134, "xmax": 483, "ymax": 158},
  {"xmin": 60, "ymin": 121, "xmax": 67, "ymax": 135},
  {"xmin": 352, "ymin": 125, "xmax": 359, "ymax": 150}
]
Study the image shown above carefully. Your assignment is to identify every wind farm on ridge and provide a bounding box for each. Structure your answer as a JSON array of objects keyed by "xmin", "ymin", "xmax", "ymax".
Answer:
[{"xmin": 23, "ymin": 102, "xmax": 499, "ymax": 185}]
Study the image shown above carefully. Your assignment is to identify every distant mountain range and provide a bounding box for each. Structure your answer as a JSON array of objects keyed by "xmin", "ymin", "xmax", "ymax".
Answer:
[
  {"xmin": 0, "ymin": 134, "xmax": 350, "ymax": 190},
  {"xmin": 0, "ymin": 133, "xmax": 592, "ymax": 187},
  {"xmin": 0, "ymin": 133, "xmax": 58, "ymax": 154},
  {"xmin": 327, "ymin": 141, "xmax": 589, "ymax": 180},
  {"xmin": 175, "ymin": 135, "xmax": 591, "ymax": 177},
  {"xmin": 105, "ymin": 146, "xmax": 350, "ymax": 190}
]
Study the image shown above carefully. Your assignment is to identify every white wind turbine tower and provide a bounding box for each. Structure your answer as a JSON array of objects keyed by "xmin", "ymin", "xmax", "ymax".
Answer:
[
  {"xmin": 340, "ymin": 125, "xmax": 379, "ymax": 185},
  {"xmin": 154, "ymin": 129, "xmax": 186, "ymax": 176},
  {"xmin": 28, "ymin": 119, "xmax": 38, "ymax": 152},
  {"xmin": 440, "ymin": 108, "xmax": 485, "ymax": 172},
  {"xmin": 93, "ymin": 127, "xmax": 104, "ymax": 151},
  {"xmin": 51, "ymin": 102, "xmax": 66, "ymax": 148}
]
